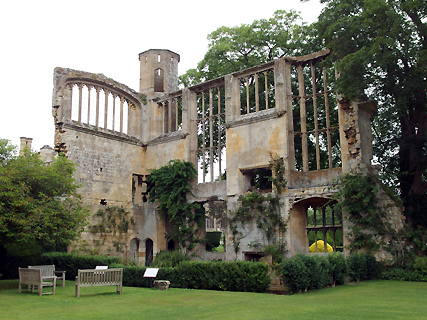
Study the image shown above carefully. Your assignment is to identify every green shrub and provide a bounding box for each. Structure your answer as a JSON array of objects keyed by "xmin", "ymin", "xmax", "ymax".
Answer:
[
  {"xmin": 364, "ymin": 253, "xmax": 379, "ymax": 279},
  {"xmin": 347, "ymin": 253, "xmax": 367, "ymax": 282},
  {"xmin": 380, "ymin": 268, "xmax": 426, "ymax": 282},
  {"xmin": 313, "ymin": 255, "xmax": 333, "ymax": 289},
  {"xmin": 413, "ymin": 257, "xmax": 427, "ymax": 275},
  {"xmin": 113, "ymin": 260, "xmax": 270, "ymax": 292},
  {"xmin": 347, "ymin": 253, "xmax": 378, "ymax": 282},
  {"xmin": 150, "ymin": 250, "xmax": 190, "ymax": 268},
  {"xmin": 327, "ymin": 252, "xmax": 348, "ymax": 285},
  {"xmin": 173, "ymin": 261, "xmax": 269, "ymax": 292},
  {"xmin": 280, "ymin": 254, "xmax": 311, "ymax": 294},
  {"xmin": 206, "ymin": 231, "xmax": 222, "ymax": 251}
]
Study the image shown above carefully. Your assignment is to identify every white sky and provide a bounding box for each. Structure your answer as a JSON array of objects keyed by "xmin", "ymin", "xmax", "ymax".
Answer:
[{"xmin": 0, "ymin": 0, "xmax": 325, "ymax": 151}]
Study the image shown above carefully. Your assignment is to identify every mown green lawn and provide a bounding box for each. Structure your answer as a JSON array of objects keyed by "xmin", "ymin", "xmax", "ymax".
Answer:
[{"xmin": 1, "ymin": 280, "xmax": 426, "ymax": 320}]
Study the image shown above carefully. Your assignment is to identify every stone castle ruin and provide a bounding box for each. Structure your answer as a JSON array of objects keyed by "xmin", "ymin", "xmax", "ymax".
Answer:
[{"xmin": 51, "ymin": 49, "xmax": 403, "ymax": 264}]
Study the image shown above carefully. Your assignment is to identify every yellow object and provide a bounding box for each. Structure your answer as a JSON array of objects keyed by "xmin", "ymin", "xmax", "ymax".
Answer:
[{"xmin": 309, "ymin": 240, "xmax": 333, "ymax": 253}]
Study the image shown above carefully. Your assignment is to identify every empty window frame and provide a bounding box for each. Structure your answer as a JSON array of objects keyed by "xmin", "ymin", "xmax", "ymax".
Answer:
[
  {"xmin": 159, "ymin": 96, "xmax": 182, "ymax": 133},
  {"xmin": 306, "ymin": 204, "xmax": 343, "ymax": 252},
  {"xmin": 239, "ymin": 69, "xmax": 275, "ymax": 115},
  {"xmin": 197, "ymin": 86, "xmax": 226, "ymax": 183},
  {"xmin": 292, "ymin": 62, "xmax": 340, "ymax": 171}
]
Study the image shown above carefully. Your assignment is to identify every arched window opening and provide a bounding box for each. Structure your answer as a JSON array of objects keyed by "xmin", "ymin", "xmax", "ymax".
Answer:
[
  {"xmin": 130, "ymin": 238, "xmax": 140, "ymax": 263},
  {"xmin": 154, "ymin": 68, "xmax": 164, "ymax": 92}
]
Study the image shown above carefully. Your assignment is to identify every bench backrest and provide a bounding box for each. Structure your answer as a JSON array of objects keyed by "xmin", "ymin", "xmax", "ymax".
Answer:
[
  {"xmin": 19, "ymin": 268, "xmax": 42, "ymax": 285},
  {"xmin": 28, "ymin": 265, "xmax": 55, "ymax": 277},
  {"xmin": 77, "ymin": 268, "xmax": 123, "ymax": 285}
]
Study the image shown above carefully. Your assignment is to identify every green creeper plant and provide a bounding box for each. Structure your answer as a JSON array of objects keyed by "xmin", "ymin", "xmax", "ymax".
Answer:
[
  {"xmin": 147, "ymin": 160, "xmax": 203, "ymax": 253},
  {"xmin": 331, "ymin": 170, "xmax": 405, "ymax": 261},
  {"xmin": 229, "ymin": 156, "xmax": 287, "ymax": 262},
  {"xmin": 90, "ymin": 206, "xmax": 135, "ymax": 253}
]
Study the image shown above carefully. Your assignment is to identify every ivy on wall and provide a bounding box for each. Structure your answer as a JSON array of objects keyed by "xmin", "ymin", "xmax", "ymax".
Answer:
[
  {"xmin": 229, "ymin": 156, "xmax": 288, "ymax": 263},
  {"xmin": 90, "ymin": 206, "xmax": 135, "ymax": 253},
  {"xmin": 147, "ymin": 160, "xmax": 204, "ymax": 253},
  {"xmin": 331, "ymin": 171, "xmax": 405, "ymax": 261}
]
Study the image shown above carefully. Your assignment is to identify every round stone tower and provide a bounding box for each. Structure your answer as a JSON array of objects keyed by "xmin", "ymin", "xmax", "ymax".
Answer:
[{"xmin": 138, "ymin": 49, "xmax": 180, "ymax": 97}]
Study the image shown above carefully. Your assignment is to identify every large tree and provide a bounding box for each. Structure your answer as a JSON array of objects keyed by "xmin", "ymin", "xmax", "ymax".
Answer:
[
  {"xmin": 0, "ymin": 139, "xmax": 89, "ymax": 249},
  {"xmin": 316, "ymin": 0, "xmax": 427, "ymax": 228},
  {"xmin": 180, "ymin": 10, "xmax": 315, "ymax": 86}
]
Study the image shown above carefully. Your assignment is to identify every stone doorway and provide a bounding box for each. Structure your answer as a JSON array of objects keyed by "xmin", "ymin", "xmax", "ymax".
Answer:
[{"xmin": 145, "ymin": 238, "xmax": 153, "ymax": 266}]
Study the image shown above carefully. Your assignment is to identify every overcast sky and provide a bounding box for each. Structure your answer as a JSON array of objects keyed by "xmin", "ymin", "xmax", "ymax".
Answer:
[{"xmin": 0, "ymin": 0, "xmax": 325, "ymax": 152}]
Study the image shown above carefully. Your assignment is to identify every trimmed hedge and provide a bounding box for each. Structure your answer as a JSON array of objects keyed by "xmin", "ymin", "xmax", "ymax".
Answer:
[
  {"xmin": 327, "ymin": 252, "xmax": 347, "ymax": 285},
  {"xmin": 39, "ymin": 252, "xmax": 121, "ymax": 280},
  {"xmin": 347, "ymin": 252, "xmax": 378, "ymax": 282},
  {"xmin": 280, "ymin": 252, "xmax": 379, "ymax": 294},
  {"xmin": 173, "ymin": 261, "xmax": 270, "ymax": 292},
  {"xmin": 98, "ymin": 260, "xmax": 269, "ymax": 293},
  {"xmin": 380, "ymin": 268, "xmax": 427, "ymax": 282},
  {"xmin": 280, "ymin": 254, "xmax": 333, "ymax": 294}
]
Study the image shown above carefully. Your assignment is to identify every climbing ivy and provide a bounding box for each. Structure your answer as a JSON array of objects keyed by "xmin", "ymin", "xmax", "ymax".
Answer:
[
  {"xmin": 90, "ymin": 206, "xmax": 135, "ymax": 253},
  {"xmin": 147, "ymin": 160, "xmax": 203, "ymax": 253},
  {"xmin": 229, "ymin": 156, "xmax": 288, "ymax": 262},
  {"xmin": 331, "ymin": 171, "xmax": 405, "ymax": 261}
]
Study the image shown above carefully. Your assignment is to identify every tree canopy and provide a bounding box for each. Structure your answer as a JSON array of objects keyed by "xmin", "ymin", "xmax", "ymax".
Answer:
[
  {"xmin": 0, "ymin": 139, "xmax": 89, "ymax": 249},
  {"xmin": 179, "ymin": 10, "xmax": 316, "ymax": 86},
  {"xmin": 316, "ymin": 0, "xmax": 427, "ymax": 228}
]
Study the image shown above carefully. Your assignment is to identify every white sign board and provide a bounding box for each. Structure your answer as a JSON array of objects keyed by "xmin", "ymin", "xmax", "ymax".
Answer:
[{"xmin": 143, "ymin": 268, "xmax": 159, "ymax": 278}]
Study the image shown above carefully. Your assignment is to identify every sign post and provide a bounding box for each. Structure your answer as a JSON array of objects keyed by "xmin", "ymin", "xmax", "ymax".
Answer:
[{"xmin": 143, "ymin": 268, "xmax": 159, "ymax": 288}]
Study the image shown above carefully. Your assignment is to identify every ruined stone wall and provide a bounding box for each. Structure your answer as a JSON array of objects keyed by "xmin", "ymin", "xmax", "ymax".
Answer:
[{"xmin": 52, "ymin": 49, "xmax": 405, "ymax": 263}]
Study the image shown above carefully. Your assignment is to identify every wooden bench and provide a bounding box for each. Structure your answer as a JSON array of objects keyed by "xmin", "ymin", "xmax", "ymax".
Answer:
[
  {"xmin": 18, "ymin": 268, "xmax": 56, "ymax": 296},
  {"xmin": 75, "ymin": 268, "xmax": 123, "ymax": 298},
  {"xmin": 28, "ymin": 264, "xmax": 66, "ymax": 286}
]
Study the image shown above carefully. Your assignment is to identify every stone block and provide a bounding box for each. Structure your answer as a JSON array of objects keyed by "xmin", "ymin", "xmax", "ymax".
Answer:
[{"xmin": 153, "ymin": 280, "xmax": 170, "ymax": 290}]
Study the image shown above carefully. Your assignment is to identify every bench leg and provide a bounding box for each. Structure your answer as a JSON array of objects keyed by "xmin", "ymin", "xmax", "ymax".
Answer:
[{"xmin": 52, "ymin": 278, "xmax": 56, "ymax": 295}]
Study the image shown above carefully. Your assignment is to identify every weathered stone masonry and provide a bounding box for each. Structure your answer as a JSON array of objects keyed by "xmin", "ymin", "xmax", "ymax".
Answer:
[{"xmin": 52, "ymin": 49, "xmax": 404, "ymax": 264}]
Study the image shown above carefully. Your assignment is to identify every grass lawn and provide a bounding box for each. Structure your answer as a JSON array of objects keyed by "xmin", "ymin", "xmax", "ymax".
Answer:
[{"xmin": 1, "ymin": 280, "xmax": 426, "ymax": 319}]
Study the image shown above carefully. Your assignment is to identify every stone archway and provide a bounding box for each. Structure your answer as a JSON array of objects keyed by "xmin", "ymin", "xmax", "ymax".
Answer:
[
  {"xmin": 288, "ymin": 197, "xmax": 342, "ymax": 256},
  {"xmin": 129, "ymin": 238, "xmax": 140, "ymax": 263}
]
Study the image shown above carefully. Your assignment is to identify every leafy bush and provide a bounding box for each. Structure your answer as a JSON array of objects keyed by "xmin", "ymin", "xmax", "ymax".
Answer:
[
  {"xmin": 380, "ymin": 268, "xmax": 426, "ymax": 282},
  {"xmin": 327, "ymin": 252, "xmax": 348, "ymax": 285},
  {"xmin": 347, "ymin": 253, "xmax": 378, "ymax": 282},
  {"xmin": 280, "ymin": 254, "xmax": 314, "ymax": 294},
  {"xmin": 113, "ymin": 260, "xmax": 269, "ymax": 292},
  {"xmin": 413, "ymin": 257, "xmax": 427, "ymax": 275},
  {"xmin": 174, "ymin": 261, "xmax": 270, "ymax": 292},
  {"xmin": 281, "ymin": 253, "xmax": 351, "ymax": 294},
  {"xmin": 150, "ymin": 250, "xmax": 190, "ymax": 268},
  {"xmin": 206, "ymin": 231, "xmax": 222, "ymax": 251}
]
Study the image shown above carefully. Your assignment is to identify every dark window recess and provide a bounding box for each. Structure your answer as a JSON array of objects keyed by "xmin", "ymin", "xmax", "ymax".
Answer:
[
  {"xmin": 154, "ymin": 68, "xmax": 164, "ymax": 92},
  {"xmin": 250, "ymin": 168, "xmax": 272, "ymax": 191},
  {"xmin": 132, "ymin": 174, "xmax": 152, "ymax": 204}
]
